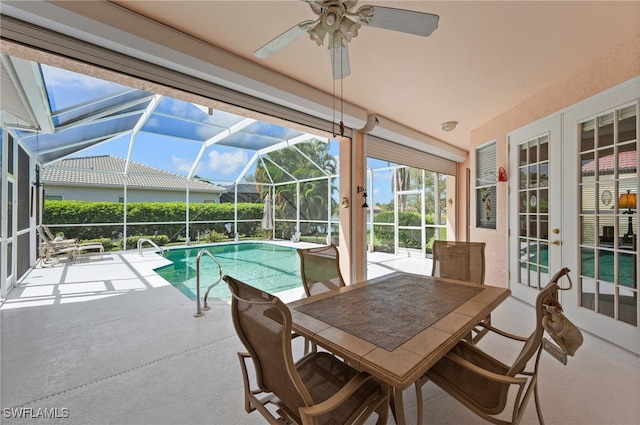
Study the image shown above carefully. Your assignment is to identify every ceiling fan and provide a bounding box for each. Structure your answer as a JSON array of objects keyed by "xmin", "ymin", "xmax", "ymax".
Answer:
[{"xmin": 254, "ymin": 0, "xmax": 439, "ymax": 79}]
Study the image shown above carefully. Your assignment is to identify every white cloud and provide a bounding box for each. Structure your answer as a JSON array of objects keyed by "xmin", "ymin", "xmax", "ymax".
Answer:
[
  {"xmin": 207, "ymin": 150, "xmax": 248, "ymax": 175},
  {"xmin": 172, "ymin": 156, "xmax": 193, "ymax": 174},
  {"xmin": 42, "ymin": 65, "xmax": 123, "ymax": 94}
]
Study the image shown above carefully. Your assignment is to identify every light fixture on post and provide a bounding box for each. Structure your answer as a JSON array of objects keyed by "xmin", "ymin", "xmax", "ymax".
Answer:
[
  {"xmin": 619, "ymin": 190, "xmax": 637, "ymax": 239},
  {"xmin": 357, "ymin": 186, "xmax": 368, "ymax": 208}
]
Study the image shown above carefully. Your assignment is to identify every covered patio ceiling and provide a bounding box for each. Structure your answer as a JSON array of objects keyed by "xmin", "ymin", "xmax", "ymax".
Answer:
[{"xmin": 0, "ymin": 54, "xmax": 330, "ymax": 185}]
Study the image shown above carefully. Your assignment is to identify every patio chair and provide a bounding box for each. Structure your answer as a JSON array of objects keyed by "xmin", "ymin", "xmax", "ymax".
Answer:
[
  {"xmin": 38, "ymin": 232, "xmax": 79, "ymax": 264},
  {"xmin": 297, "ymin": 244, "xmax": 346, "ymax": 353},
  {"xmin": 432, "ymin": 240, "xmax": 489, "ymax": 344},
  {"xmin": 38, "ymin": 225, "xmax": 105, "ymax": 263},
  {"xmin": 224, "ymin": 275, "xmax": 389, "ymax": 425},
  {"xmin": 297, "ymin": 244, "xmax": 345, "ymax": 297},
  {"xmin": 37, "ymin": 224, "xmax": 77, "ymax": 247},
  {"xmin": 415, "ymin": 267, "xmax": 573, "ymax": 425}
]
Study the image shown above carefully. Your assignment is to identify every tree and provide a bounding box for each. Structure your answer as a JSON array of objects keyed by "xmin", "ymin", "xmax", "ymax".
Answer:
[{"xmin": 254, "ymin": 139, "xmax": 338, "ymax": 234}]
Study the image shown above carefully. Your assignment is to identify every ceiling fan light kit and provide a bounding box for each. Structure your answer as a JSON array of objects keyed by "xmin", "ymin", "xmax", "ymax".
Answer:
[{"xmin": 254, "ymin": 0, "xmax": 439, "ymax": 80}]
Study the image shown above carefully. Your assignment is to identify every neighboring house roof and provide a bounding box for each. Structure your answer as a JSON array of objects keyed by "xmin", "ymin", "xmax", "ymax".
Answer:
[
  {"xmin": 581, "ymin": 151, "xmax": 637, "ymax": 175},
  {"xmin": 223, "ymin": 183, "xmax": 260, "ymax": 194},
  {"xmin": 43, "ymin": 155, "xmax": 226, "ymax": 193},
  {"xmin": 220, "ymin": 183, "xmax": 261, "ymax": 203}
]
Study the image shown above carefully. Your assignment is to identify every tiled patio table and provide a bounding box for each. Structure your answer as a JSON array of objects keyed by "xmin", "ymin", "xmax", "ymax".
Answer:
[{"xmin": 288, "ymin": 271, "xmax": 511, "ymax": 425}]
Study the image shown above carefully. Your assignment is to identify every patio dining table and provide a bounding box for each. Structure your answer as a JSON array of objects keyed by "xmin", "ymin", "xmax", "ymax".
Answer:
[{"xmin": 288, "ymin": 271, "xmax": 511, "ymax": 425}]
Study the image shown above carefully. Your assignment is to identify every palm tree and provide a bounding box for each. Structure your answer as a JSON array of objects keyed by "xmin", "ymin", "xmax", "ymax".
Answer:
[{"xmin": 254, "ymin": 139, "xmax": 338, "ymax": 234}]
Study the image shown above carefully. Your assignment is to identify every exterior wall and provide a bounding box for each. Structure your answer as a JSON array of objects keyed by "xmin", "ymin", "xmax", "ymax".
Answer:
[
  {"xmin": 44, "ymin": 184, "xmax": 221, "ymax": 203},
  {"xmin": 461, "ymin": 34, "xmax": 640, "ymax": 288}
]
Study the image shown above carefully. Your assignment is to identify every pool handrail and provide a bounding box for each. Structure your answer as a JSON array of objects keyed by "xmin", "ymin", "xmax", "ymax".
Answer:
[
  {"xmin": 137, "ymin": 238, "xmax": 166, "ymax": 257},
  {"xmin": 194, "ymin": 248, "xmax": 223, "ymax": 317}
]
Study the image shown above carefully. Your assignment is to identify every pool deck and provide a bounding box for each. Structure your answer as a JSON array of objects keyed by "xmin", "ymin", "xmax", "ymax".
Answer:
[{"xmin": 1, "ymin": 242, "xmax": 639, "ymax": 424}]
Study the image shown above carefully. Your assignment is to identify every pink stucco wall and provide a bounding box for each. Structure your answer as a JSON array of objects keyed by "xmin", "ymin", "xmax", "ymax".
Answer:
[{"xmin": 461, "ymin": 34, "xmax": 640, "ymax": 288}]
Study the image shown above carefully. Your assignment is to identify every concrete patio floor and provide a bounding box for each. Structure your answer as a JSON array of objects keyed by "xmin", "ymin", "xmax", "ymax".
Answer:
[{"xmin": 1, "ymin": 244, "xmax": 638, "ymax": 424}]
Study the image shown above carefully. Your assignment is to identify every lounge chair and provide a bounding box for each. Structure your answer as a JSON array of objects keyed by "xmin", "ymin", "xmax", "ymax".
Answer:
[{"xmin": 37, "ymin": 225, "xmax": 104, "ymax": 264}]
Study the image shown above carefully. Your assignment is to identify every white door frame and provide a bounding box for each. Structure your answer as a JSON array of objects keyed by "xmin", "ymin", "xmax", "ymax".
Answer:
[
  {"xmin": 561, "ymin": 78, "xmax": 640, "ymax": 355},
  {"xmin": 508, "ymin": 115, "xmax": 563, "ymax": 306}
]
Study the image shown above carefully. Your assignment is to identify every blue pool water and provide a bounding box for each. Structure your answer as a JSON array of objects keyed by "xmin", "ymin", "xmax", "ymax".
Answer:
[{"xmin": 155, "ymin": 242, "xmax": 302, "ymax": 300}]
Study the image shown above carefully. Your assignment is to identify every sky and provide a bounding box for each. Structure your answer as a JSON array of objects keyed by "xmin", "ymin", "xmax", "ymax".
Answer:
[{"xmin": 40, "ymin": 63, "xmax": 396, "ymax": 202}]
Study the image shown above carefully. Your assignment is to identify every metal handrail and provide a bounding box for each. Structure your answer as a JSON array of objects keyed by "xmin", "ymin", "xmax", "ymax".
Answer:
[
  {"xmin": 194, "ymin": 249, "xmax": 223, "ymax": 317},
  {"xmin": 137, "ymin": 238, "xmax": 166, "ymax": 256}
]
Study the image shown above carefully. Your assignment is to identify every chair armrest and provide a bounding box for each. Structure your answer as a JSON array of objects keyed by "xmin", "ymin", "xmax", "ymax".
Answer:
[
  {"xmin": 441, "ymin": 352, "xmax": 528, "ymax": 386},
  {"xmin": 477, "ymin": 323, "xmax": 528, "ymax": 342},
  {"xmin": 298, "ymin": 371, "xmax": 385, "ymax": 420}
]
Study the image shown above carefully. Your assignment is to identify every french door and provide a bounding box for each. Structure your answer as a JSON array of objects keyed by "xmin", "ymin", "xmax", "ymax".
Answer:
[
  {"xmin": 509, "ymin": 80, "xmax": 639, "ymax": 355},
  {"xmin": 562, "ymin": 83, "xmax": 639, "ymax": 355},
  {"xmin": 508, "ymin": 116, "xmax": 563, "ymax": 306}
]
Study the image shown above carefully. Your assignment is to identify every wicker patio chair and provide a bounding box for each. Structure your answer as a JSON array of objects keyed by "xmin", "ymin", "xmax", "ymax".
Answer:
[
  {"xmin": 432, "ymin": 240, "xmax": 489, "ymax": 344},
  {"xmin": 415, "ymin": 267, "xmax": 573, "ymax": 425},
  {"xmin": 224, "ymin": 275, "xmax": 389, "ymax": 425},
  {"xmin": 297, "ymin": 244, "xmax": 346, "ymax": 297}
]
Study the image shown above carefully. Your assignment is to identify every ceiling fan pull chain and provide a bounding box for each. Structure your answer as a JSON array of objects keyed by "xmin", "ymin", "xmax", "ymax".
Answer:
[
  {"xmin": 339, "ymin": 44, "xmax": 344, "ymax": 137},
  {"xmin": 332, "ymin": 54, "xmax": 336, "ymax": 137}
]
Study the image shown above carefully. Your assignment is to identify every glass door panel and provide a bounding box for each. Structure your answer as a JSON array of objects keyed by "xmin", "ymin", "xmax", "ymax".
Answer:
[
  {"xmin": 517, "ymin": 135, "xmax": 550, "ymax": 288},
  {"xmin": 578, "ymin": 104, "xmax": 637, "ymax": 328}
]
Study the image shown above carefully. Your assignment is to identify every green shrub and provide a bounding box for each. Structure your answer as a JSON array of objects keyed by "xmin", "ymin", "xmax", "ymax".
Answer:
[
  {"xmin": 43, "ymin": 200, "xmax": 265, "ymax": 241},
  {"xmin": 204, "ymin": 230, "xmax": 228, "ymax": 243}
]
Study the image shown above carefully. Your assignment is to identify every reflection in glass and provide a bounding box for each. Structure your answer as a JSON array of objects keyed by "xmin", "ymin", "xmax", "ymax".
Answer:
[
  {"xmin": 529, "ymin": 216, "xmax": 537, "ymax": 238},
  {"xmin": 539, "ymin": 189, "xmax": 548, "ymax": 213},
  {"xmin": 580, "ymin": 278, "xmax": 596, "ymax": 310},
  {"xmin": 618, "ymin": 252, "xmax": 636, "ymax": 288},
  {"xmin": 519, "ymin": 167, "xmax": 528, "ymax": 190},
  {"xmin": 539, "ymin": 242, "xmax": 549, "ymax": 267},
  {"xmin": 619, "ymin": 288, "xmax": 637, "ymax": 326},
  {"xmin": 581, "ymin": 216, "xmax": 595, "ymax": 245},
  {"xmin": 597, "ymin": 147, "xmax": 615, "ymax": 178},
  {"xmin": 539, "ymin": 136, "xmax": 549, "ymax": 162},
  {"xmin": 598, "ymin": 282, "xmax": 615, "ymax": 318},
  {"xmin": 519, "ymin": 144, "xmax": 527, "ymax": 166},
  {"xmin": 581, "ymin": 184, "xmax": 595, "ymax": 213},
  {"xmin": 528, "ymin": 140, "xmax": 537, "ymax": 163},
  {"xmin": 598, "ymin": 112, "xmax": 615, "ymax": 147},
  {"xmin": 598, "ymin": 249, "xmax": 614, "ymax": 283},
  {"xmin": 581, "ymin": 247, "xmax": 595, "ymax": 278},
  {"xmin": 580, "ymin": 120, "xmax": 595, "ymax": 151},
  {"xmin": 539, "ymin": 163, "xmax": 548, "ymax": 188},
  {"xmin": 618, "ymin": 105, "xmax": 637, "ymax": 143}
]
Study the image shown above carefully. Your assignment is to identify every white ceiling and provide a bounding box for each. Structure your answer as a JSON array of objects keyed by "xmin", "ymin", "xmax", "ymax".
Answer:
[{"xmin": 5, "ymin": 1, "xmax": 640, "ymax": 153}]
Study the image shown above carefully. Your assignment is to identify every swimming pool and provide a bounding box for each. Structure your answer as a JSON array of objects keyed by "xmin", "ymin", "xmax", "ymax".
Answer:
[{"xmin": 155, "ymin": 242, "xmax": 302, "ymax": 300}]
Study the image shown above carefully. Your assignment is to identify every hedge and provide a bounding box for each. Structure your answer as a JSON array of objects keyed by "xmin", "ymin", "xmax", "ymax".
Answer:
[
  {"xmin": 373, "ymin": 210, "xmax": 435, "ymax": 250},
  {"xmin": 43, "ymin": 200, "xmax": 264, "ymax": 242}
]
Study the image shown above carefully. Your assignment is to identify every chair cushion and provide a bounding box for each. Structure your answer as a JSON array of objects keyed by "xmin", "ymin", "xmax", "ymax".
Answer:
[
  {"xmin": 296, "ymin": 352, "xmax": 381, "ymax": 425},
  {"xmin": 427, "ymin": 341, "xmax": 511, "ymax": 415}
]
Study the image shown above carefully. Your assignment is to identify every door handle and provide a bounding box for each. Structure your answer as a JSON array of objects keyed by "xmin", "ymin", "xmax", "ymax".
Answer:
[{"xmin": 550, "ymin": 240, "xmax": 562, "ymax": 246}]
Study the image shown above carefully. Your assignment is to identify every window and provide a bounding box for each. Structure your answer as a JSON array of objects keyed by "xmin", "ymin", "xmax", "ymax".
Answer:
[
  {"xmin": 476, "ymin": 141, "xmax": 497, "ymax": 229},
  {"xmin": 44, "ymin": 194, "xmax": 63, "ymax": 201}
]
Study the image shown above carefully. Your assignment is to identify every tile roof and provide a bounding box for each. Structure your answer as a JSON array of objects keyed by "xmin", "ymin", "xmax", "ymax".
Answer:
[
  {"xmin": 581, "ymin": 150, "xmax": 637, "ymax": 173},
  {"xmin": 43, "ymin": 155, "xmax": 226, "ymax": 193}
]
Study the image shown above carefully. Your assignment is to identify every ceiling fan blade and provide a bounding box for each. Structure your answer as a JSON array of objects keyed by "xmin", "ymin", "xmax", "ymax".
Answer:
[
  {"xmin": 357, "ymin": 6, "xmax": 439, "ymax": 37},
  {"xmin": 330, "ymin": 42, "xmax": 350, "ymax": 79},
  {"xmin": 254, "ymin": 21, "xmax": 315, "ymax": 59}
]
